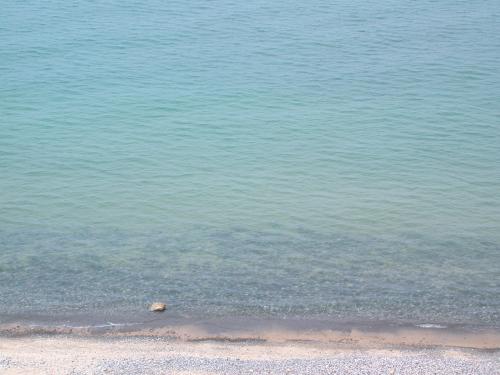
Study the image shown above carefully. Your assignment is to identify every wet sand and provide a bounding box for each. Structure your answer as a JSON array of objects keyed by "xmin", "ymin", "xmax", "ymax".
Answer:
[
  {"xmin": 1, "ymin": 314, "xmax": 500, "ymax": 349},
  {"xmin": 1, "ymin": 335, "xmax": 499, "ymax": 374}
]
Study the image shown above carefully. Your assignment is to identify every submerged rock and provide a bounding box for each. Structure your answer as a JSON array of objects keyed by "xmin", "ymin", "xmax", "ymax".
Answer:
[{"xmin": 149, "ymin": 302, "xmax": 167, "ymax": 312}]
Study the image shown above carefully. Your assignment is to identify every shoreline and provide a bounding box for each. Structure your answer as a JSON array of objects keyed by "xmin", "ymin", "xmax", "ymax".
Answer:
[
  {"xmin": 1, "ymin": 313, "xmax": 499, "ymax": 350},
  {"xmin": 2, "ymin": 314, "xmax": 499, "ymax": 373}
]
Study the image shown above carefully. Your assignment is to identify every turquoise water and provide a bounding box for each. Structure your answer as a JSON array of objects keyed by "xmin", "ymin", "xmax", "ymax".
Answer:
[{"xmin": 1, "ymin": 0, "xmax": 500, "ymax": 326}]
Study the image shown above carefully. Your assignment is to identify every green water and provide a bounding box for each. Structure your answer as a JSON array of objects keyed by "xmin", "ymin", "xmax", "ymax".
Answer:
[{"xmin": 1, "ymin": 0, "xmax": 499, "ymax": 327}]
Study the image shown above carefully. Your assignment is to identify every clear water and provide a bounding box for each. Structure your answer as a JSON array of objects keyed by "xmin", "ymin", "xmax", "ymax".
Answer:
[{"xmin": 1, "ymin": 0, "xmax": 499, "ymax": 326}]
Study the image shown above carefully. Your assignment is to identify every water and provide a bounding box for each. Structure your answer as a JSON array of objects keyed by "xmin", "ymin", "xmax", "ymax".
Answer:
[{"xmin": 1, "ymin": 0, "xmax": 500, "ymax": 328}]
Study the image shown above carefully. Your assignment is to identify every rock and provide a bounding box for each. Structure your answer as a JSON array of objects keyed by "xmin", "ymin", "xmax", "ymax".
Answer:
[{"xmin": 149, "ymin": 302, "xmax": 167, "ymax": 312}]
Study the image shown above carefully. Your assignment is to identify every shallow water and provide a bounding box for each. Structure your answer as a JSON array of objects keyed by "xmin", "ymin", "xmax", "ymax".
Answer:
[{"xmin": 1, "ymin": 0, "xmax": 500, "ymax": 327}]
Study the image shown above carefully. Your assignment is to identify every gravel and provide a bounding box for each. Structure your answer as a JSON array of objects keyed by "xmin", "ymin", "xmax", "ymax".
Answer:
[{"xmin": 0, "ymin": 336, "xmax": 498, "ymax": 374}]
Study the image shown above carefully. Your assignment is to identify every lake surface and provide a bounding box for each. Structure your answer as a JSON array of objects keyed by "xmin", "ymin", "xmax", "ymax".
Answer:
[{"xmin": 1, "ymin": 0, "xmax": 499, "ymax": 328}]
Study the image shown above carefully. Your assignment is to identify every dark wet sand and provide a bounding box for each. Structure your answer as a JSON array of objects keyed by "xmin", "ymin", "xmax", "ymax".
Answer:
[{"xmin": 1, "ymin": 314, "xmax": 499, "ymax": 349}]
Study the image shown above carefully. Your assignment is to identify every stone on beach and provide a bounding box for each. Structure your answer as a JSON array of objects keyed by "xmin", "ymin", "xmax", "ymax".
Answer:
[{"xmin": 149, "ymin": 302, "xmax": 167, "ymax": 312}]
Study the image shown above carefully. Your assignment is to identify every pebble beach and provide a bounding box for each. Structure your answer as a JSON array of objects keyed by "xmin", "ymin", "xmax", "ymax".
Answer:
[{"xmin": 1, "ymin": 336, "xmax": 499, "ymax": 375}]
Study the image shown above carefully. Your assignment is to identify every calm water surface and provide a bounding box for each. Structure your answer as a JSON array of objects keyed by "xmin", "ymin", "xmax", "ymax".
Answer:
[{"xmin": 1, "ymin": 0, "xmax": 500, "ymax": 327}]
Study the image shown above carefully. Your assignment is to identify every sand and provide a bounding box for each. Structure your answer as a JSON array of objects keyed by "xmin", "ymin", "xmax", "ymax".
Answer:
[
  {"xmin": 0, "ymin": 335, "xmax": 499, "ymax": 374},
  {"xmin": 1, "ymin": 316, "xmax": 499, "ymax": 374}
]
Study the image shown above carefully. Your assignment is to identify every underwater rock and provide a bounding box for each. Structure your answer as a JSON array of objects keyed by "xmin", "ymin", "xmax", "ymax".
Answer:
[{"xmin": 149, "ymin": 302, "xmax": 167, "ymax": 312}]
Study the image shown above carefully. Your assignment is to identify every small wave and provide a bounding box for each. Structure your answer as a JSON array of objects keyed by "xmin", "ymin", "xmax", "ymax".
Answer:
[
  {"xmin": 416, "ymin": 323, "xmax": 447, "ymax": 329},
  {"xmin": 28, "ymin": 321, "xmax": 143, "ymax": 329}
]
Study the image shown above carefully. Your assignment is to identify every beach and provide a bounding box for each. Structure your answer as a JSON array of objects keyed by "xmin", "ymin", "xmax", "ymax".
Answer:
[
  {"xmin": 1, "ymin": 317, "xmax": 499, "ymax": 374},
  {"xmin": 1, "ymin": 335, "xmax": 499, "ymax": 374}
]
